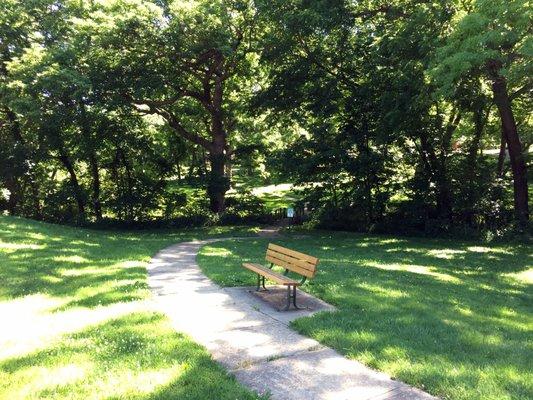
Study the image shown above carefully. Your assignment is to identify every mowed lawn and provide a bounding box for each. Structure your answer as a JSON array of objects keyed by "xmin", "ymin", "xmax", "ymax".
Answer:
[
  {"xmin": 0, "ymin": 215, "xmax": 263, "ymax": 400},
  {"xmin": 198, "ymin": 233, "xmax": 533, "ymax": 400}
]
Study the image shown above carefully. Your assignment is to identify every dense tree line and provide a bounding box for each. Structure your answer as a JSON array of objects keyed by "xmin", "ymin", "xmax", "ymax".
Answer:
[
  {"xmin": 260, "ymin": 0, "xmax": 531, "ymax": 234},
  {"xmin": 0, "ymin": 0, "xmax": 530, "ymax": 235}
]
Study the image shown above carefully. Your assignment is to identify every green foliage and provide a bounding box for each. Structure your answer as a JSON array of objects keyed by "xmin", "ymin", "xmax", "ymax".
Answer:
[
  {"xmin": 0, "ymin": 0, "xmax": 530, "ymax": 233},
  {"xmin": 255, "ymin": 0, "xmax": 529, "ymax": 234},
  {"xmin": 432, "ymin": 0, "xmax": 532, "ymax": 94}
]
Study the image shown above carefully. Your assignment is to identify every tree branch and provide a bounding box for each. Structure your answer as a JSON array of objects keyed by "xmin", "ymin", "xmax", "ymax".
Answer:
[
  {"xmin": 296, "ymin": 36, "xmax": 359, "ymax": 90},
  {"xmin": 126, "ymin": 94, "xmax": 212, "ymax": 150},
  {"xmin": 510, "ymin": 82, "xmax": 532, "ymax": 101},
  {"xmin": 157, "ymin": 107, "xmax": 213, "ymax": 150}
]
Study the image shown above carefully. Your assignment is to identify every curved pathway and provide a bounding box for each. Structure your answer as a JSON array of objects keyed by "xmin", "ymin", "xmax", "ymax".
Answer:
[{"xmin": 147, "ymin": 238, "xmax": 437, "ymax": 400}]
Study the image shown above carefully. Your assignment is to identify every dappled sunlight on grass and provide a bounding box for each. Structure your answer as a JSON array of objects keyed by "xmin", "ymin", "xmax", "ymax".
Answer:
[
  {"xmin": 364, "ymin": 261, "xmax": 462, "ymax": 283},
  {"xmin": 198, "ymin": 232, "xmax": 533, "ymax": 400},
  {"xmin": 466, "ymin": 246, "xmax": 513, "ymax": 254},
  {"xmin": 504, "ymin": 268, "xmax": 533, "ymax": 284},
  {"xmin": 53, "ymin": 255, "xmax": 90, "ymax": 263},
  {"xmin": 426, "ymin": 248, "xmax": 467, "ymax": 259},
  {"xmin": 0, "ymin": 215, "xmax": 263, "ymax": 399},
  {"xmin": 0, "ymin": 240, "xmax": 46, "ymax": 251},
  {"xmin": 0, "ymin": 292, "xmax": 150, "ymax": 360},
  {"xmin": 1, "ymin": 312, "xmax": 260, "ymax": 400}
]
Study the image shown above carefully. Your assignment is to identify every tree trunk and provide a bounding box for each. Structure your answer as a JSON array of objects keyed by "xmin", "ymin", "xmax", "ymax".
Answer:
[
  {"xmin": 491, "ymin": 72, "xmax": 529, "ymax": 227},
  {"xmin": 207, "ymin": 120, "xmax": 229, "ymax": 212},
  {"xmin": 497, "ymin": 132, "xmax": 507, "ymax": 177},
  {"xmin": 57, "ymin": 152, "xmax": 85, "ymax": 217},
  {"xmin": 207, "ymin": 150, "xmax": 228, "ymax": 213},
  {"xmin": 119, "ymin": 149, "xmax": 134, "ymax": 221},
  {"xmin": 89, "ymin": 152, "xmax": 102, "ymax": 221},
  {"xmin": 206, "ymin": 75, "xmax": 230, "ymax": 213},
  {"xmin": 134, "ymin": 50, "xmax": 233, "ymax": 213},
  {"xmin": 418, "ymin": 130, "xmax": 453, "ymax": 221}
]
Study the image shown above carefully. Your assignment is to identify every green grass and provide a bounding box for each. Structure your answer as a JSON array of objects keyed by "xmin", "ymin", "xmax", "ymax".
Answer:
[
  {"xmin": 166, "ymin": 179, "xmax": 299, "ymax": 212},
  {"xmin": 197, "ymin": 232, "xmax": 533, "ymax": 400},
  {"xmin": 250, "ymin": 184, "xmax": 299, "ymax": 211},
  {"xmin": 0, "ymin": 215, "xmax": 263, "ymax": 400}
]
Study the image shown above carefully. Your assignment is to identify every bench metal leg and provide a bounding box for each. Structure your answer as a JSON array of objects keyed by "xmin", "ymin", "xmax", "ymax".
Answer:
[
  {"xmin": 256, "ymin": 274, "xmax": 268, "ymax": 291},
  {"xmin": 292, "ymin": 285, "xmax": 298, "ymax": 308},
  {"xmin": 281, "ymin": 284, "xmax": 301, "ymax": 311}
]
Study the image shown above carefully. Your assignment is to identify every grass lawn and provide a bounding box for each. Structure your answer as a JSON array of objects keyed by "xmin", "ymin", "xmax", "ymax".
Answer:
[
  {"xmin": 0, "ymin": 215, "xmax": 263, "ymax": 400},
  {"xmin": 197, "ymin": 232, "xmax": 533, "ymax": 400},
  {"xmin": 250, "ymin": 184, "xmax": 299, "ymax": 211},
  {"xmin": 166, "ymin": 180, "xmax": 299, "ymax": 212}
]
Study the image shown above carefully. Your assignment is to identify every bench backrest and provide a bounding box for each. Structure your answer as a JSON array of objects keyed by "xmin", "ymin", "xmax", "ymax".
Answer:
[{"xmin": 265, "ymin": 243, "xmax": 319, "ymax": 278}]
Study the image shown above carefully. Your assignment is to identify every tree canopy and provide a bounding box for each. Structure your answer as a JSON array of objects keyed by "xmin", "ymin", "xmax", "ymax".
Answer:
[{"xmin": 1, "ymin": 0, "xmax": 530, "ymax": 235}]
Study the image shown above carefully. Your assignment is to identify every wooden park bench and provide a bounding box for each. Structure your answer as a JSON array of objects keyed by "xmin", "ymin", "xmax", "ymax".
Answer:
[{"xmin": 242, "ymin": 243, "xmax": 319, "ymax": 310}]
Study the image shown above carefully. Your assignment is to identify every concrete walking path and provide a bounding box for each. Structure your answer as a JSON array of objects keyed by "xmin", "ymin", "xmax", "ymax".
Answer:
[{"xmin": 147, "ymin": 239, "xmax": 437, "ymax": 400}]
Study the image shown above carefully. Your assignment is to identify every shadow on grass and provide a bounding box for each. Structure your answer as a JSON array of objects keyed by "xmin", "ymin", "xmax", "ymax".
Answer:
[
  {"xmin": 0, "ymin": 216, "xmax": 257, "ymax": 308},
  {"xmin": 198, "ymin": 234, "xmax": 532, "ymax": 400},
  {"xmin": 0, "ymin": 312, "xmax": 262, "ymax": 400}
]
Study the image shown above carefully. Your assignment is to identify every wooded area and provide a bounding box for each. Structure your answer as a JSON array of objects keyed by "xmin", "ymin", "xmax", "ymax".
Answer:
[{"xmin": 1, "ymin": 0, "xmax": 531, "ymax": 236}]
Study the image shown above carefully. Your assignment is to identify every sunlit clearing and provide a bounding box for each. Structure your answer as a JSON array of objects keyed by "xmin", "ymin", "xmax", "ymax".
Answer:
[{"xmin": 251, "ymin": 183, "xmax": 293, "ymax": 195}]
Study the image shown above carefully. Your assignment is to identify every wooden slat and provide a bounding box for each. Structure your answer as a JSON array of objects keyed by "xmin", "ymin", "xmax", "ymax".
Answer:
[
  {"xmin": 242, "ymin": 263, "xmax": 299, "ymax": 285},
  {"xmin": 268, "ymin": 243, "xmax": 319, "ymax": 264},
  {"xmin": 265, "ymin": 254, "xmax": 316, "ymax": 278},
  {"xmin": 266, "ymin": 249, "xmax": 316, "ymax": 271},
  {"xmin": 265, "ymin": 244, "xmax": 319, "ymax": 278}
]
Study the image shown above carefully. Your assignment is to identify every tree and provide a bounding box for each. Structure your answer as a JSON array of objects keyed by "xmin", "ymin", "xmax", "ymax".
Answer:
[
  {"xmin": 86, "ymin": 0, "xmax": 258, "ymax": 213},
  {"xmin": 433, "ymin": 0, "xmax": 531, "ymax": 228},
  {"xmin": 0, "ymin": 0, "xmax": 39, "ymax": 216},
  {"xmin": 256, "ymin": 0, "xmax": 463, "ymax": 226}
]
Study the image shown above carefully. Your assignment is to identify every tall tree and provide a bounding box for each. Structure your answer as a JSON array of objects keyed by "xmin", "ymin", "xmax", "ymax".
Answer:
[
  {"xmin": 433, "ymin": 0, "xmax": 531, "ymax": 227},
  {"xmin": 0, "ymin": 0, "xmax": 36, "ymax": 215},
  {"xmin": 87, "ymin": 0, "xmax": 257, "ymax": 212}
]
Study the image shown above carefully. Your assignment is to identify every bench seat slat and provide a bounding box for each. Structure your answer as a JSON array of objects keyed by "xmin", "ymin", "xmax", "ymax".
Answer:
[{"xmin": 242, "ymin": 263, "xmax": 300, "ymax": 286}]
